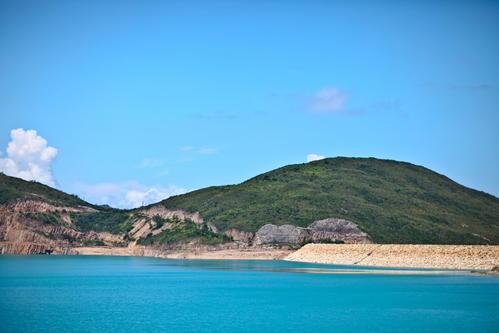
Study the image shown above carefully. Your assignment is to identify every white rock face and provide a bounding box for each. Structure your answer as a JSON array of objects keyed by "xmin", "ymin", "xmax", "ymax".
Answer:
[{"xmin": 137, "ymin": 206, "xmax": 203, "ymax": 224}]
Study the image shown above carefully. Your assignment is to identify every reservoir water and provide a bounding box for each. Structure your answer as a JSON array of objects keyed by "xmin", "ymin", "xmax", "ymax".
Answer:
[{"xmin": 0, "ymin": 255, "xmax": 498, "ymax": 332}]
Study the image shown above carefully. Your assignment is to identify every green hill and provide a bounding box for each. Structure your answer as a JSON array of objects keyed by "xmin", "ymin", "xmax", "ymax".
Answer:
[
  {"xmin": 160, "ymin": 157, "xmax": 499, "ymax": 244},
  {"xmin": 2, "ymin": 157, "xmax": 498, "ymax": 245},
  {"xmin": 0, "ymin": 172, "xmax": 92, "ymax": 207}
]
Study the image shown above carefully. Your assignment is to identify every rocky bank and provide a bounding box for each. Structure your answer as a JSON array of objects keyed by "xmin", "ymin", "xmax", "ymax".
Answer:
[{"xmin": 286, "ymin": 244, "xmax": 499, "ymax": 270}]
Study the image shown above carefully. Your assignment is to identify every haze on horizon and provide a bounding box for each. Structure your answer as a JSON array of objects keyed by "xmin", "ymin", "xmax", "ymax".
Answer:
[{"xmin": 1, "ymin": 0, "xmax": 498, "ymax": 208}]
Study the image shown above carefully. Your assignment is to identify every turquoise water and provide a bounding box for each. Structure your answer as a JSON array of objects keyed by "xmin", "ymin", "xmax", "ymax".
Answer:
[{"xmin": 0, "ymin": 256, "xmax": 498, "ymax": 333}]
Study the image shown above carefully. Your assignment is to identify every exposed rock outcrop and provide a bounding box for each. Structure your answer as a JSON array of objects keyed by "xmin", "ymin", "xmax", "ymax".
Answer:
[
  {"xmin": 309, "ymin": 218, "xmax": 370, "ymax": 243},
  {"xmin": 254, "ymin": 224, "xmax": 310, "ymax": 245},
  {"xmin": 6, "ymin": 200, "xmax": 96, "ymax": 213},
  {"xmin": 0, "ymin": 242, "xmax": 77, "ymax": 255},
  {"xmin": 128, "ymin": 218, "xmax": 154, "ymax": 239},
  {"xmin": 224, "ymin": 228, "xmax": 255, "ymax": 244},
  {"xmin": 0, "ymin": 196, "xmax": 370, "ymax": 256},
  {"xmin": 0, "ymin": 200, "xmax": 123, "ymax": 254},
  {"xmin": 253, "ymin": 218, "xmax": 371, "ymax": 245},
  {"xmin": 137, "ymin": 206, "xmax": 203, "ymax": 224}
]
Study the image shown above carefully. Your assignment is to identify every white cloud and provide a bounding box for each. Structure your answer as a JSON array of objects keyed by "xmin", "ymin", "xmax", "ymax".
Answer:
[
  {"xmin": 124, "ymin": 187, "xmax": 180, "ymax": 208},
  {"xmin": 0, "ymin": 128, "xmax": 58, "ymax": 186},
  {"xmin": 308, "ymin": 87, "xmax": 347, "ymax": 112},
  {"xmin": 74, "ymin": 181, "xmax": 187, "ymax": 209},
  {"xmin": 306, "ymin": 154, "xmax": 326, "ymax": 162}
]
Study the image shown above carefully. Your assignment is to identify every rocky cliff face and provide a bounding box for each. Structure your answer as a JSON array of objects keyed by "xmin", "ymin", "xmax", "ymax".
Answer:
[
  {"xmin": 0, "ymin": 200, "xmax": 122, "ymax": 254},
  {"xmin": 224, "ymin": 228, "xmax": 255, "ymax": 244},
  {"xmin": 127, "ymin": 206, "xmax": 209, "ymax": 241},
  {"xmin": 0, "ymin": 199, "xmax": 232, "ymax": 255},
  {"xmin": 0, "ymin": 197, "xmax": 371, "ymax": 255}
]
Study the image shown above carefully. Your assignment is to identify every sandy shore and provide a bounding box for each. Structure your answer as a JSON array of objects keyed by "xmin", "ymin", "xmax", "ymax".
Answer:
[
  {"xmin": 286, "ymin": 244, "xmax": 499, "ymax": 271},
  {"xmin": 74, "ymin": 246, "xmax": 292, "ymax": 260}
]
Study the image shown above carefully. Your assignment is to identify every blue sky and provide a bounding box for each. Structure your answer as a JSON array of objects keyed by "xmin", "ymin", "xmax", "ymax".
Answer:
[{"xmin": 1, "ymin": 0, "xmax": 498, "ymax": 207}]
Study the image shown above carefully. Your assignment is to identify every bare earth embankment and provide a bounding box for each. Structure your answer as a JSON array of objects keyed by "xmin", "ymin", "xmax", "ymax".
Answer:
[
  {"xmin": 286, "ymin": 244, "xmax": 499, "ymax": 271},
  {"xmin": 63, "ymin": 244, "xmax": 499, "ymax": 270},
  {"xmin": 74, "ymin": 246, "xmax": 292, "ymax": 260}
]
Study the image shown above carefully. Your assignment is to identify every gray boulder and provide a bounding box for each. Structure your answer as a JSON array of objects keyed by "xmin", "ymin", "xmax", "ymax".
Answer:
[
  {"xmin": 309, "ymin": 218, "xmax": 365, "ymax": 233},
  {"xmin": 254, "ymin": 224, "xmax": 310, "ymax": 245},
  {"xmin": 309, "ymin": 218, "xmax": 370, "ymax": 243},
  {"xmin": 253, "ymin": 218, "xmax": 371, "ymax": 245}
]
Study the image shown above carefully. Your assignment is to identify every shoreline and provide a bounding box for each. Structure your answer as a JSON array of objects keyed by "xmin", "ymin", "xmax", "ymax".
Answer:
[
  {"xmin": 2, "ymin": 243, "xmax": 499, "ymax": 273},
  {"xmin": 285, "ymin": 244, "xmax": 499, "ymax": 271},
  {"xmin": 73, "ymin": 246, "xmax": 293, "ymax": 260}
]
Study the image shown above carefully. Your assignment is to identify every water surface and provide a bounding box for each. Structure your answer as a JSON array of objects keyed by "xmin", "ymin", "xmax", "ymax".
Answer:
[{"xmin": 1, "ymin": 255, "xmax": 498, "ymax": 333}]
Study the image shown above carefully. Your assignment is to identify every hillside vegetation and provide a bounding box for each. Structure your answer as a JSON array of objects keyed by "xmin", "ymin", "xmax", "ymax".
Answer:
[
  {"xmin": 137, "ymin": 216, "xmax": 230, "ymax": 246},
  {"xmin": 0, "ymin": 172, "xmax": 131, "ymax": 234},
  {"xmin": 2, "ymin": 158, "xmax": 499, "ymax": 245},
  {"xmin": 0, "ymin": 172, "xmax": 91, "ymax": 207},
  {"xmin": 160, "ymin": 157, "xmax": 499, "ymax": 244}
]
